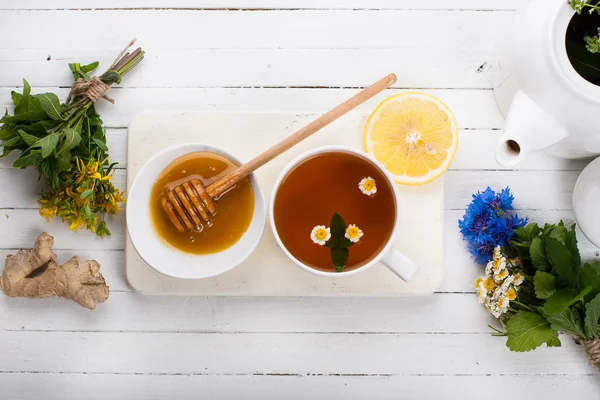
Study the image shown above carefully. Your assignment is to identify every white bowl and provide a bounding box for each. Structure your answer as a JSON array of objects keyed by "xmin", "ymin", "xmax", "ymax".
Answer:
[
  {"xmin": 573, "ymin": 157, "xmax": 600, "ymax": 248},
  {"xmin": 126, "ymin": 143, "xmax": 266, "ymax": 279}
]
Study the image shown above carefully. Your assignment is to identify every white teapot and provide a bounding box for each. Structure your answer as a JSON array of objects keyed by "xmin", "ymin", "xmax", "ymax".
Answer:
[{"xmin": 493, "ymin": 0, "xmax": 600, "ymax": 167}]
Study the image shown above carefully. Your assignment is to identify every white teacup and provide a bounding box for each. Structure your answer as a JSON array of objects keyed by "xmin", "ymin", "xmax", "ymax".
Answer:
[{"xmin": 269, "ymin": 145, "xmax": 418, "ymax": 281}]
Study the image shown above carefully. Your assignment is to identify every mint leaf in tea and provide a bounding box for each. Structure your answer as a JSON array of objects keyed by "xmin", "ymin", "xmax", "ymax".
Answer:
[{"xmin": 273, "ymin": 151, "xmax": 396, "ymax": 273}]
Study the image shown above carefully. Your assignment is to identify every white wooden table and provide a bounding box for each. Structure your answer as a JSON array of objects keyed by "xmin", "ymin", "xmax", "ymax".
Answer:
[{"xmin": 1, "ymin": 1, "xmax": 599, "ymax": 398}]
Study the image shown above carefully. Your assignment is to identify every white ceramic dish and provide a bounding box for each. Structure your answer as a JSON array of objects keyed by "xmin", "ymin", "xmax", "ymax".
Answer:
[
  {"xmin": 269, "ymin": 145, "xmax": 418, "ymax": 282},
  {"xmin": 126, "ymin": 143, "xmax": 266, "ymax": 280},
  {"xmin": 573, "ymin": 157, "xmax": 600, "ymax": 248}
]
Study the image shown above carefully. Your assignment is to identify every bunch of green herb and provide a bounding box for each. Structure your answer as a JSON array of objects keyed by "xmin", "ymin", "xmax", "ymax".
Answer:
[
  {"xmin": 489, "ymin": 222, "xmax": 600, "ymax": 370},
  {"xmin": 0, "ymin": 42, "xmax": 144, "ymax": 237}
]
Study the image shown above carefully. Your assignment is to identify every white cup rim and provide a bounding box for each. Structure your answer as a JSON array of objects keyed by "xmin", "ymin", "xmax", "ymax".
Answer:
[{"xmin": 269, "ymin": 145, "xmax": 401, "ymax": 277}]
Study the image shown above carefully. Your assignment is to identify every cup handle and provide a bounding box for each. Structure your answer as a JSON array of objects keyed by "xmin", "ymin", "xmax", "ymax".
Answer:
[{"xmin": 381, "ymin": 246, "xmax": 418, "ymax": 282}]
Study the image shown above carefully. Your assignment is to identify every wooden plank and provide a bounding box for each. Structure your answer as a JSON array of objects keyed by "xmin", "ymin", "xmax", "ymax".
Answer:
[
  {"xmin": 0, "ymin": 88, "xmax": 505, "ymax": 129},
  {"xmin": 1, "ymin": 373, "xmax": 597, "ymax": 400},
  {"xmin": 0, "ymin": 0, "xmax": 521, "ymax": 10},
  {"xmin": 0, "ymin": 331, "xmax": 591, "ymax": 375},
  {"xmin": 0, "ymin": 292, "xmax": 493, "ymax": 333},
  {"xmin": 0, "ymin": 48, "xmax": 496, "ymax": 89},
  {"xmin": 0, "ymin": 10, "xmax": 512, "ymax": 51},
  {"xmin": 0, "ymin": 169, "xmax": 579, "ymax": 210}
]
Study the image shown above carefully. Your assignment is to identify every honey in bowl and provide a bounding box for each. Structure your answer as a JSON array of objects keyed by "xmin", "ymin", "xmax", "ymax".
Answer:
[
  {"xmin": 150, "ymin": 152, "xmax": 254, "ymax": 254},
  {"xmin": 273, "ymin": 151, "xmax": 396, "ymax": 272}
]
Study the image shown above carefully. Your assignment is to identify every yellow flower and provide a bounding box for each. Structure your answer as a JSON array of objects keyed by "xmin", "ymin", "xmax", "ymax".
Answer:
[
  {"xmin": 91, "ymin": 172, "xmax": 112, "ymax": 181},
  {"xmin": 483, "ymin": 278, "xmax": 495, "ymax": 291},
  {"xmin": 495, "ymin": 270, "xmax": 509, "ymax": 282},
  {"xmin": 66, "ymin": 187, "xmax": 78, "ymax": 198},
  {"xmin": 474, "ymin": 277, "xmax": 483, "ymax": 289},
  {"xmin": 39, "ymin": 206, "xmax": 56, "ymax": 221},
  {"xmin": 310, "ymin": 225, "xmax": 331, "ymax": 246},
  {"xmin": 87, "ymin": 161, "xmax": 99, "ymax": 175},
  {"xmin": 358, "ymin": 177, "xmax": 377, "ymax": 196},
  {"xmin": 345, "ymin": 224, "xmax": 364, "ymax": 243},
  {"xmin": 506, "ymin": 289, "xmax": 517, "ymax": 301},
  {"xmin": 497, "ymin": 297, "xmax": 507, "ymax": 309}
]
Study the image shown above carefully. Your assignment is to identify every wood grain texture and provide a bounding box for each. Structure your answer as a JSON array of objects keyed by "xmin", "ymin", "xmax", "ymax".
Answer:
[
  {"xmin": 0, "ymin": 10, "xmax": 512, "ymax": 50},
  {"xmin": 1, "ymin": 374, "xmax": 599, "ymax": 400},
  {"xmin": 0, "ymin": 88, "xmax": 505, "ymax": 129},
  {"xmin": 0, "ymin": 0, "xmax": 521, "ymax": 10}
]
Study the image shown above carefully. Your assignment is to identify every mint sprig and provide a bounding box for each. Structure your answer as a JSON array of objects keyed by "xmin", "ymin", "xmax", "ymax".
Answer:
[{"xmin": 325, "ymin": 212, "xmax": 354, "ymax": 272}]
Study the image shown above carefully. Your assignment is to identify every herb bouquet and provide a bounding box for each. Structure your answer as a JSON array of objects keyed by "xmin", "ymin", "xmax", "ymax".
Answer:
[
  {"xmin": 0, "ymin": 40, "xmax": 144, "ymax": 237},
  {"xmin": 459, "ymin": 188, "xmax": 600, "ymax": 371}
]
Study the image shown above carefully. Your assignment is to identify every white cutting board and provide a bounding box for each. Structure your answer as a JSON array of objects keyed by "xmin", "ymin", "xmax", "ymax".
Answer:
[{"xmin": 126, "ymin": 112, "xmax": 444, "ymax": 296}]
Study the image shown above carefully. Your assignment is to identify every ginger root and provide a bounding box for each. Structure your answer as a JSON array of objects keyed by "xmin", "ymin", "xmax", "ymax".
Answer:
[{"xmin": 0, "ymin": 233, "xmax": 109, "ymax": 309}]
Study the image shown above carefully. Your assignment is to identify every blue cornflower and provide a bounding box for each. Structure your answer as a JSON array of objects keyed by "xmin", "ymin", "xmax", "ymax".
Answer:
[{"xmin": 458, "ymin": 187, "xmax": 526, "ymax": 265}]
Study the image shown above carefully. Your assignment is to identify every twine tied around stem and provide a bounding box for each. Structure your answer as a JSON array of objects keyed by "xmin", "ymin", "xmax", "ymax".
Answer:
[
  {"xmin": 66, "ymin": 39, "xmax": 138, "ymax": 105},
  {"xmin": 582, "ymin": 337, "xmax": 600, "ymax": 367},
  {"xmin": 67, "ymin": 76, "xmax": 113, "ymax": 104}
]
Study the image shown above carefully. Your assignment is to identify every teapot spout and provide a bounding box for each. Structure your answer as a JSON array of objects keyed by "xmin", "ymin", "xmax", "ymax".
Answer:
[{"xmin": 496, "ymin": 90, "xmax": 568, "ymax": 167}]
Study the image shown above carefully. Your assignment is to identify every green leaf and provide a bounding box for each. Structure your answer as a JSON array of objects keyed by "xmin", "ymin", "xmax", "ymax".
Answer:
[
  {"xmin": 548, "ymin": 221, "xmax": 567, "ymax": 244},
  {"xmin": 530, "ymin": 237, "xmax": 549, "ymax": 270},
  {"xmin": 101, "ymin": 70, "xmax": 122, "ymax": 85},
  {"xmin": 35, "ymin": 93, "xmax": 63, "ymax": 121},
  {"xmin": 580, "ymin": 262, "xmax": 600, "ymax": 301},
  {"xmin": 56, "ymin": 149, "xmax": 72, "ymax": 172},
  {"xmin": 0, "ymin": 124, "xmax": 16, "ymax": 140},
  {"xmin": 506, "ymin": 311, "xmax": 559, "ymax": 352},
  {"xmin": 545, "ymin": 237, "xmax": 577, "ymax": 287},
  {"xmin": 330, "ymin": 212, "xmax": 346, "ymax": 238},
  {"xmin": 514, "ymin": 223, "xmax": 540, "ymax": 242},
  {"xmin": 584, "ymin": 294, "xmax": 600, "ymax": 339},
  {"xmin": 81, "ymin": 61, "xmax": 99, "ymax": 73},
  {"xmin": 92, "ymin": 137, "xmax": 108, "ymax": 152},
  {"xmin": 33, "ymin": 131, "xmax": 62, "ymax": 158},
  {"xmin": 11, "ymin": 91, "xmax": 22, "ymax": 107},
  {"xmin": 80, "ymin": 189, "xmax": 94, "ymax": 199},
  {"xmin": 22, "ymin": 79, "xmax": 31, "ymax": 97},
  {"xmin": 324, "ymin": 238, "xmax": 338, "ymax": 248},
  {"xmin": 18, "ymin": 129, "xmax": 40, "ymax": 147},
  {"xmin": 14, "ymin": 79, "xmax": 32, "ymax": 114},
  {"xmin": 1, "ymin": 135, "xmax": 24, "ymax": 147},
  {"xmin": 545, "ymin": 308, "xmax": 585, "ymax": 338},
  {"xmin": 543, "ymin": 286, "xmax": 592, "ymax": 315},
  {"xmin": 1, "ymin": 110, "xmax": 48, "ymax": 123},
  {"xmin": 336, "ymin": 237, "xmax": 353, "ymax": 249},
  {"xmin": 58, "ymin": 128, "xmax": 81, "ymax": 154},
  {"xmin": 565, "ymin": 224, "xmax": 581, "ymax": 268},
  {"xmin": 12, "ymin": 151, "xmax": 43, "ymax": 168},
  {"xmin": 331, "ymin": 247, "xmax": 349, "ymax": 272},
  {"xmin": 534, "ymin": 271, "xmax": 556, "ymax": 300}
]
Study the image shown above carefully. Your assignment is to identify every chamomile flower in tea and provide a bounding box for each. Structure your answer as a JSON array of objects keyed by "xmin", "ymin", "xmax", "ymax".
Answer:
[
  {"xmin": 310, "ymin": 225, "xmax": 331, "ymax": 246},
  {"xmin": 345, "ymin": 224, "xmax": 364, "ymax": 243},
  {"xmin": 358, "ymin": 177, "xmax": 377, "ymax": 196}
]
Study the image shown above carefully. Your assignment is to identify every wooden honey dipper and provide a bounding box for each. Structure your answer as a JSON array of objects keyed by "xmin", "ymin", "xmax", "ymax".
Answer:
[{"xmin": 161, "ymin": 73, "xmax": 397, "ymax": 232}]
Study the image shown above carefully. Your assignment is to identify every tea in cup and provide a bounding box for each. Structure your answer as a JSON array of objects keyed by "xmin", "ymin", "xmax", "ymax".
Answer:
[{"xmin": 270, "ymin": 146, "xmax": 418, "ymax": 281}]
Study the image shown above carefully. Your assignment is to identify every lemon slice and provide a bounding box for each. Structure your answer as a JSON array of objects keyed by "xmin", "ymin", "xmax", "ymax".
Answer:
[{"xmin": 364, "ymin": 92, "xmax": 458, "ymax": 185}]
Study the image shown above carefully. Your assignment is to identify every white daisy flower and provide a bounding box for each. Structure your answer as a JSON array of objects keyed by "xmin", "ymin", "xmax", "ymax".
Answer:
[
  {"xmin": 358, "ymin": 177, "xmax": 377, "ymax": 196},
  {"xmin": 476, "ymin": 289, "xmax": 487, "ymax": 304},
  {"xmin": 345, "ymin": 224, "xmax": 364, "ymax": 243},
  {"xmin": 310, "ymin": 225, "xmax": 331, "ymax": 246},
  {"xmin": 513, "ymin": 273, "xmax": 525, "ymax": 286}
]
